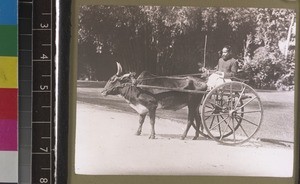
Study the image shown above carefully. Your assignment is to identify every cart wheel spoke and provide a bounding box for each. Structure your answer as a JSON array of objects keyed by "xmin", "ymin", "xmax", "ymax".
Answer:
[
  {"xmin": 230, "ymin": 83, "xmax": 233, "ymax": 110},
  {"xmin": 219, "ymin": 117, "xmax": 231, "ymax": 140},
  {"xmin": 234, "ymin": 116, "xmax": 250, "ymax": 137},
  {"xmin": 231, "ymin": 117, "xmax": 236, "ymax": 143},
  {"xmin": 236, "ymin": 110, "xmax": 262, "ymax": 114},
  {"xmin": 204, "ymin": 104, "xmax": 214, "ymax": 109},
  {"xmin": 239, "ymin": 124, "xmax": 249, "ymax": 137},
  {"xmin": 207, "ymin": 113, "xmax": 229, "ymax": 116},
  {"xmin": 217, "ymin": 116, "xmax": 222, "ymax": 137},
  {"xmin": 234, "ymin": 86, "xmax": 246, "ymax": 109},
  {"xmin": 204, "ymin": 110, "xmax": 216, "ymax": 120},
  {"xmin": 204, "ymin": 109, "xmax": 214, "ymax": 113},
  {"xmin": 220, "ymin": 115, "xmax": 234, "ymax": 132},
  {"xmin": 208, "ymin": 101, "xmax": 223, "ymax": 109},
  {"xmin": 209, "ymin": 115, "xmax": 229, "ymax": 131},
  {"xmin": 236, "ymin": 96, "xmax": 258, "ymax": 111},
  {"xmin": 209, "ymin": 116, "xmax": 216, "ymax": 129},
  {"xmin": 236, "ymin": 114, "xmax": 259, "ymax": 127},
  {"xmin": 219, "ymin": 115, "xmax": 235, "ymax": 140},
  {"xmin": 205, "ymin": 116, "xmax": 211, "ymax": 121}
]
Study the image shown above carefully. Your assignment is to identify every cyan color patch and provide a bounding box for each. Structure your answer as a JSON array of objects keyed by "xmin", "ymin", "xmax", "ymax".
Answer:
[{"xmin": 0, "ymin": 0, "xmax": 17, "ymax": 25}]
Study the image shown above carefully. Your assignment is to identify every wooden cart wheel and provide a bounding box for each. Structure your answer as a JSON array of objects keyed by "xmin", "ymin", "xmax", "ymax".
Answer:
[
  {"xmin": 199, "ymin": 95, "xmax": 244, "ymax": 139},
  {"xmin": 200, "ymin": 81, "xmax": 263, "ymax": 145}
]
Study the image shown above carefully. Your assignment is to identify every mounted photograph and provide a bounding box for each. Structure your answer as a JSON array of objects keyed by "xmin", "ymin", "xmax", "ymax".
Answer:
[{"xmin": 75, "ymin": 5, "xmax": 296, "ymax": 176}]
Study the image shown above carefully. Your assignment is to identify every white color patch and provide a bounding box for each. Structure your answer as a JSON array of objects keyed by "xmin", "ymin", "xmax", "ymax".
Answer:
[{"xmin": 0, "ymin": 151, "xmax": 18, "ymax": 182}]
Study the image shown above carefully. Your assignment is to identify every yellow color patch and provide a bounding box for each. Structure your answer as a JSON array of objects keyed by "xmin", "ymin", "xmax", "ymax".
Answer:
[{"xmin": 0, "ymin": 57, "xmax": 18, "ymax": 88}]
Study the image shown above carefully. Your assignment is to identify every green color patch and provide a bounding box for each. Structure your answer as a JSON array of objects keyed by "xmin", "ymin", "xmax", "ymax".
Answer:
[{"xmin": 0, "ymin": 26, "xmax": 17, "ymax": 56}]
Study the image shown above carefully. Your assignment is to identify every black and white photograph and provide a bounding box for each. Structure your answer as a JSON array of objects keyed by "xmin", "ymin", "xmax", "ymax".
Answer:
[{"xmin": 75, "ymin": 5, "xmax": 296, "ymax": 176}]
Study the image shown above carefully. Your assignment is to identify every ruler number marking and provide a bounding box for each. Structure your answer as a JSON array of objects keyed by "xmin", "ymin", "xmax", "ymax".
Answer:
[
  {"xmin": 40, "ymin": 178, "xmax": 49, "ymax": 183},
  {"xmin": 40, "ymin": 147, "xmax": 49, "ymax": 153},
  {"xmin": 40, "ymin": 23, "xmax": 49, "ymax": 29},
  {"xmin": 41, "ymin": 54, "xmax": 49, "ymax": 60},
  {"xmin": 40, "ymin": 85, "xmax": 49, "ymax": 90}
]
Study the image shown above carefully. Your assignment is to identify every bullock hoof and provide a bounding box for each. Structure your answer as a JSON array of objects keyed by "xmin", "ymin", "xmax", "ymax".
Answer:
[
  {"xmin": 149, "ymin": 135, "xmax": 155, "ymax": 139},
  {"xmin": 135, "ymin": 131, "xmax": 141, "ymax": 136},
  {"xmin": 192, "ymin": 136, "xmax": 198, "ymax": 140},
  {"xmin": 180, "ymin": 136, "xmax": 186, "ymax": 140}
]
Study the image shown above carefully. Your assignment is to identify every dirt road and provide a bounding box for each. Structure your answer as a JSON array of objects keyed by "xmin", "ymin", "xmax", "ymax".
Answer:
[
  {"xmin": 75, "ymin": 102, "xmax": 293, "ymax": 177},
  {"xmin": 77, "ymin": 87, "xmax": 295, "ymax": 143}
]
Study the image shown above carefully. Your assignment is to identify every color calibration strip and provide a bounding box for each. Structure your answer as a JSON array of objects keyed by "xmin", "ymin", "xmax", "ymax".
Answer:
[{"xmin": 0, "ymin": 0, "xmax": 18, "ymax": 183}]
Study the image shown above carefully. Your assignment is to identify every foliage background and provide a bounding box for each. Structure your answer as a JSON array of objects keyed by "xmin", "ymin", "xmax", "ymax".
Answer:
[{"xmin": 78, "ymin": 6, "xmax": 296, "ymax": 90}]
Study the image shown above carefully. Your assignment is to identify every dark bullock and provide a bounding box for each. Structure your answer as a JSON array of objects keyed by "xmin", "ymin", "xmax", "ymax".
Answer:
[{"xmin": 101, "ymin": 63, "xmax": 207, "ymax": 139}]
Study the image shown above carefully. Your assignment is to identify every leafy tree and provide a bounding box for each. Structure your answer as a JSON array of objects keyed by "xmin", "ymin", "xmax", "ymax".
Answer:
[{"xmin": 77, "ymin": 6, "xmax": 296, "ymax": 90}]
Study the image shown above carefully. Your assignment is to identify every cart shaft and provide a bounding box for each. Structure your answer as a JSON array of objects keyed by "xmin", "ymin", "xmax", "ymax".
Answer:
[{"xmin": 137, "ymin": 84, "xmax": 208, "ymax": 94}]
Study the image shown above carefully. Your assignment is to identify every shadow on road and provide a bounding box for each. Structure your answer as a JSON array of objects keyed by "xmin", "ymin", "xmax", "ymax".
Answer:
[{"xmin": 260, "ymin": 138, "xmax": 293, "ymax": 147}]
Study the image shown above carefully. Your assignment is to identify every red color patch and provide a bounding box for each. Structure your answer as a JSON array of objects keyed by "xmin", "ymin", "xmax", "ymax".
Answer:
[{"xmin": 0, "ymin": 88, "xmax": 17, "ymax": 120}]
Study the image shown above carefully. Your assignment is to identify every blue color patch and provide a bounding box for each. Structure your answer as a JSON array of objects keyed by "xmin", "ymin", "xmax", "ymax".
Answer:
[{"xmin": 0, "ymin": 0, "xmax": 17, "ymax": 25}]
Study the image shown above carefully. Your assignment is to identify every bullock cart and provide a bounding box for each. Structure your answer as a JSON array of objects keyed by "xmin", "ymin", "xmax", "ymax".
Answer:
[{"xmin": 136, "ymin": 74, "xmax": 263, "ymax": 145}]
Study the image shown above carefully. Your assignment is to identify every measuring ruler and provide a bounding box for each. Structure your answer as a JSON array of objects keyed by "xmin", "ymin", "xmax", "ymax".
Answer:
[
  {"xmin": 19, "ymin": 0, "xmax": 55, "ymax": 183},
  {"xmin": 31, "ymin": 0, "xmax": 55, "ymax": 183}
]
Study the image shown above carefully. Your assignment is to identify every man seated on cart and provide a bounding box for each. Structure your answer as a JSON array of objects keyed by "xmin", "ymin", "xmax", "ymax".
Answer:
[{"xmin": 200, "ymin": 45, "xmax": 238, "ymax": 90}]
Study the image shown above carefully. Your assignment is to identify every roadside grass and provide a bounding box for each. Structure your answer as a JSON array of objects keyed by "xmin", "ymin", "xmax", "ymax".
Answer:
[{"xmin": 77, "ymin": 80, "xmax": 106, "ymax": 88}]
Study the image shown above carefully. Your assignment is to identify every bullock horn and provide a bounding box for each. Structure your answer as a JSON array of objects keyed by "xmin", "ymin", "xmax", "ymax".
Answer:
[{"xmin": 116, "ymin": 62, "xmax": 123, "ymax": 76}]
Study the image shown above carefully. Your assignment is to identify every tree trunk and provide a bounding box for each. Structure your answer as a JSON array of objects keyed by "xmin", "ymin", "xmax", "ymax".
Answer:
[{"xmin": 285, "ymin": 14, "xmax": 295, "ymax": 59}]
